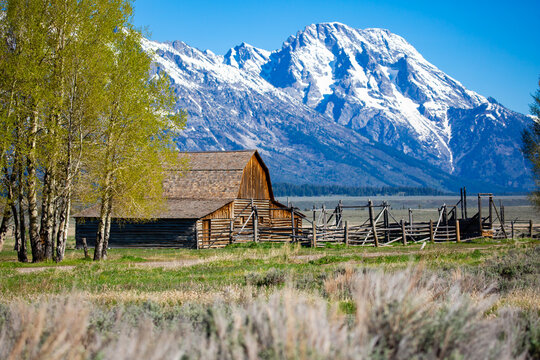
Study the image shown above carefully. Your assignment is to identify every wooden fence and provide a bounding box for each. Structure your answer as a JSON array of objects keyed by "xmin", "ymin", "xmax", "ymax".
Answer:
[{"xmin": 198, "ymin": 191, "xmax": 538, "ymax": 248}]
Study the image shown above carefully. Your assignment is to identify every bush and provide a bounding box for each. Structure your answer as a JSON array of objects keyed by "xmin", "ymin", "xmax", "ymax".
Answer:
[{"xmin": 245, "ymin": 268, "xmax": 287, "ymax": 287}]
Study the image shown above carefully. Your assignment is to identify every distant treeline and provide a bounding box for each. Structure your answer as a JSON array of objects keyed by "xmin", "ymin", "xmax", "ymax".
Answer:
[{"xmin": 273, "ymin": 183, "xmax": 451, "ymax": 197}]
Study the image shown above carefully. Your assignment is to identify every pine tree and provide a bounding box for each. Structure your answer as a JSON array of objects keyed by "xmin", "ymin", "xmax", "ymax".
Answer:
[{"xmin": 522, "ymin": 78, "xmax": 540, "ymax": 208}]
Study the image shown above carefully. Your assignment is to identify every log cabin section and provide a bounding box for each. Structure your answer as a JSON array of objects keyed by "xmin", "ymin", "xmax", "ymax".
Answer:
[{"xmin": 75, "ymin": 150, "xmax": 302, "ymax": 249}]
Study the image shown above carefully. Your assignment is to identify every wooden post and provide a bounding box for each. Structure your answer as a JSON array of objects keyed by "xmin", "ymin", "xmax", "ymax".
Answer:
[
  {"xmin": 290, "ymin": 207, "xmax": 295, "ymax": 243},
  {"xmin": 383, "ymin": 202, "xmax": 390, "ymax": 243},
  {"xmin": 478, "ymin": 194, "xmax": 482, "ymax": 235},
  {"xmin": 429, "ymin": 219, "xmax": 434, "ymax": 243},
  {"xmin": 408, "ymin": 208, "xmax": 413, "ymax": 232},
  {"xmin": 489, "ymin": 195, "xmax": 493, "ymax": 228},
  {"xmin": 511, "ymin": 221, "xmax": 514, "ymax": 239},
  {"xmin": 464, "ymin": 187, "xmax": 468, "ymax": 219},
  {"xmin": 344, "ymin": 221, "xmax": 349, "ymax": 246},
  {"xmin": 337, "ymin": 200, "xmax": 343, "ymax": 228},
  {"xmin": 312, "ymin": 221, "xmax": 317, "ymax": 248},
  {"xmin": 322, "ymin": 204, "xmax": 327, "ymax": 241},
  {"xmin": 529, "ymin": 220, "xmax": 533, "ymax": 238},
  {"xmin": 444, "ymin": 205, "xmax": 449, "ymax": 241},
  {"xmin": 456, "ymin": 220, "xmax": 461, "ymax": 243},
  {"xmin": 229, "ymin": 220, "xmax": 234, "ymax": 244},
  {"xmin": 460, "ymin": 188, "xmax": 464, "ymax": 219},
  {"xmin": 401, "ymin": 219, "xmax": 406, "ymax": 245},
  {"xmin": 82, "ymin": 237, "xmax": 89, "ymax": 258},
  {"xmin": 368, "ymin": 200, "xmax": 379, "ymax": 247},
  {"xmin": 253, "ymin": 206, "xmax": 259, "ymax": 243}
]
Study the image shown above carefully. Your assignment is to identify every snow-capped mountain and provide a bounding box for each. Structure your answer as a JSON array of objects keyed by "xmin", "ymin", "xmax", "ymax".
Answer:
[{"xmin": 143, "ymin": 22, "xmax": 532, "ymax": 191}]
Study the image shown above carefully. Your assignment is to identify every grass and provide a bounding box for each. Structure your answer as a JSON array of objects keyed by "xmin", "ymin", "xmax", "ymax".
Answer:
[{"xmin": 0, "ymin": 237, "xmax": 539, "ymax": 359}]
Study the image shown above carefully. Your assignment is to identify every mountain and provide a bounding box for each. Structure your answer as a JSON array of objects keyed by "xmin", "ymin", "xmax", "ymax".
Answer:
[{"xmin": 142, "ymin": 22, "xmax": 532, "ymax": 192}]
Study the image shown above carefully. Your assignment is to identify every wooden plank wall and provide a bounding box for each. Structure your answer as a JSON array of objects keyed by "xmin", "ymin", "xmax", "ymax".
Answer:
[
  {"xmin": 197, "ymin": 198, "xmax": 303, "ymax": 248},
  {"xmin": 75, "ymin": 218, "xmax": 198, "ymax": 248},
  {"xmin": 237, "ymin": 155, "xmax": 271, "ymax": 200}
]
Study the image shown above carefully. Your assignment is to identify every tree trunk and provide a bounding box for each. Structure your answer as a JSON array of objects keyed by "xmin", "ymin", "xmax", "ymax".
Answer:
[
  {"xmin": 16, "ymin": 164, "xmax": 28, "ymax": 262},
  {"xmin": 93, "ymin": 195, "xmax": 109, "ymax": 261},
  {"xmin": 17, "ymin": 196, "xmax": 28, "ymax": 263},
  {"xmin": 11, "ymin": 203, "xmax": 20, "ymax": 253},
  {"xmin": 40, "ymin": 168, "xmax": 57, "ymax": 260},
  {"xmin": 102, "ymin": 199, "xmax": 113, "ymax": 259},
  {"xmin": 55, "ymin": 195, "xmax": 71, "ymax": 262},
  {"xmin": 0, "ymin": 195, "xmax": 13, "ymax": 252},
  {"xmin": 27, "ymin": 111, "xmax": 44, "ymax": 262}
]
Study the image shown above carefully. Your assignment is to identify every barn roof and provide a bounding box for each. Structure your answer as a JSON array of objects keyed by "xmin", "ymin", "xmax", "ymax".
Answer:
[
  {"xmin": 164, "ymin": 150, "xmax": 258, "ymax": 200},
  {"xmin": 75, "ymin": 150, "xmax": 275, "ymax": 219}
]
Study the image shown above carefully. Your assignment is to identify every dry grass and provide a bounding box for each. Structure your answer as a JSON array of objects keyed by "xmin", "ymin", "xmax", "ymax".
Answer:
[{"xmin": 0, "ymin": 266, "xmax": 537, "ymax": 360}]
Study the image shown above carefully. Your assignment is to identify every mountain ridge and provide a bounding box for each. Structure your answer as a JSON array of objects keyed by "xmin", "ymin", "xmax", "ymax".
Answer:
[{"xmin": 142, "ymin": 22, "xmax": 531, "ymax": 192}]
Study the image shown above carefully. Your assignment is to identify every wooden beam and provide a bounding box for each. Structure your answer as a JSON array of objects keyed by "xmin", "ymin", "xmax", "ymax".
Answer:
[
  {"xmin": 344, "ymin": 221, "xmax": 349, "ymax": 246},
  {"xmin": 401, "ymin": 219, "xmax": 406, "ymax": 245},
  {"xmin": 369, "ymin": 200, "xmax": 379, "ymax": 247},
  {"xmin": 253, "ymin": 206, "xmax": 259, "ymax": 243},
  {"xmin": 429, "ymin": 219, "xmax": 434, "ymax": 243},
  {"xmin": 312, "ymin": 222, "xmax": 317, "ymax": 248},
  {"xmin": 456, "ymin": 220, "xmax": 461, "ymax": 243}
]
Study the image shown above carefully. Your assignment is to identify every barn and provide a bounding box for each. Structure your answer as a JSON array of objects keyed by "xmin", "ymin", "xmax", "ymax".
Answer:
[{"xmin": 75, "ymin": 150, "xmax": 303, "ymax": 249}]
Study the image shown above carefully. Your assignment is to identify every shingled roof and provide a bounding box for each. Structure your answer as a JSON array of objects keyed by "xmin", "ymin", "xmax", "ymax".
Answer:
[
  {"xmin": 76, "ymin": 150, "xmax": 267, "ymax": 219},
  {"xmin": 164, "ymin": 150, "xmax": 257, "ymax": 200}
]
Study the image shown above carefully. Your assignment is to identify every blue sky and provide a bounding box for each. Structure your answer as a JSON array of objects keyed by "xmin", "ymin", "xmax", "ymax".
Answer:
[{"xmin": 133, "ymin": 0, "xmax": 539, "ymax": 114}]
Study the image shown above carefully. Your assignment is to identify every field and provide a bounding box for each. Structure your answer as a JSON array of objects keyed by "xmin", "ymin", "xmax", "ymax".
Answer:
[
  {"xmin": 0, "ymin": 235, "xmax": 539, "ymax": 359},
  {"xmin": 281, "ymin": 195, "xmax": 540, "ymax": 224}
]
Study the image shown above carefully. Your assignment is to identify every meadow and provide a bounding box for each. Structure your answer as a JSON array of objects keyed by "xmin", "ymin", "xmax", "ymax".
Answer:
[{"xmin": 0, "ymin": 235, "xmax": 539, "ymax": 359}]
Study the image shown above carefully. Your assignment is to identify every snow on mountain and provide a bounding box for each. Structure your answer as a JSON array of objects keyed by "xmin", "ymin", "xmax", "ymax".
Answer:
[{"xmin": 142, "ymin": 23, "xmax": 532, "ymax": 191}]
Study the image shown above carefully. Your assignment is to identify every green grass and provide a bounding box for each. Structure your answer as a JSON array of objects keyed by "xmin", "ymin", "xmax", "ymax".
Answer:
[{"xmin": 0, "ymin": 237, "xmax": 538, "ymax": 302}]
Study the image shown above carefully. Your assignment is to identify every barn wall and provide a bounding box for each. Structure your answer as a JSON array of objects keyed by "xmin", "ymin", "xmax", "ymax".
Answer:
[
  {"xmin": 237, "ymin": 155, "xmax": 271, "ymax": 200},
  {"xmin": 75, "ymin": 218, "xmax": 198, "ymax": 248}
]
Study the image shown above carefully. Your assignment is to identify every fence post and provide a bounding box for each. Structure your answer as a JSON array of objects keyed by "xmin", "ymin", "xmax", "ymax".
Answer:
[
  {"xmin": 529, "ymin": 220, "xmax": 533, "ymax": 238},
  {"xmin": 290, "ymin": 207, "xmax": 295, "ymax": 243},
  {"xmin": 511, "ymin": 220, "xmax": 515, "ymax": 239},
  {"xmin": 456, "ymin": 220, "xmax": 461, "ymax": 243},
  {"xmin": 429, "ymin": 219, "xmax": 434, "ymax": 243},
  {"xmin": 489, "ymin": 195, "xmax": 493, "ymax": 227},
  {"xmin": 383, "ymin": 202, "xmax": 390, "ymax": 243},
  {"xmin": 312, "ymin": 222, "xmax": 317, "ymax": 248},
  {"xmin": 401, "ymin": 219, "xmax": 406, "ymax": 245},
  {"xmin": 344, "ymin": 221, "xmax": 349, "ymax": 246},
  {"xmin": 253, "ymin": 206, "xmax": 259, "ymax": 243},
  {"xmin": 368, "ymin": 200, "xmax": 379, "ymax": 247},
  {"xmin": 444, "ymin": 205, "xmax": 449, "ymax": 241},
  {"xmin": 229, "ymin": 220, "xmax": 234, "ymax": 244},
  {"xmin": 478, "ymin": 194, "xmax": 482, "ymax": 235}
]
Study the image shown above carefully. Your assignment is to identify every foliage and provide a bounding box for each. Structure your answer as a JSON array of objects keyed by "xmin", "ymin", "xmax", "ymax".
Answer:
[
  {"xmin": 273, "ymin": 183, "xmax": 451, "ymax": 197},
  {"xmin": 522, "ymin": 77, "xmax": 540, "ymax": 208},
  {"xmin": 0, "ymin": 0, "xmax": 186, "ymax": 262}
]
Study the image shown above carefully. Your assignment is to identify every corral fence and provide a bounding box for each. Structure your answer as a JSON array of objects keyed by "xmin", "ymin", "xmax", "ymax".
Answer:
[{"xmin": 198, "ymin": 189, "xmax": 538, "ymax": 249}]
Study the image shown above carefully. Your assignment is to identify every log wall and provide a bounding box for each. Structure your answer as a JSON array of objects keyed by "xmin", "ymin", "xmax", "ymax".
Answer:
[{"xmin": 75, "ymin": 218, "xmax": 198, "ymax": 248}]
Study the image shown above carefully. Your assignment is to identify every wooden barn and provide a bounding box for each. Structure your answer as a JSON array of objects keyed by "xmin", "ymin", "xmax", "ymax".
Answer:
[{"xmin": 75, "ymin": 150, "xmax": 303, "ymax": 249}]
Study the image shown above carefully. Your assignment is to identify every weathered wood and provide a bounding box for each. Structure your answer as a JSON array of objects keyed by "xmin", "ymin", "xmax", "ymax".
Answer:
[
  {"xmin": 489, "ymin": 196, "xmax": 493, "ymax": 227},
  {"xmin": 478, "ymin": 194, "xmax": 482, "ymax": 234},
  {"xmin": 429, "ymin": 219, "xmax": 434, "ymax": 243},
  {"xmin": 368, "ymin": 200, "xmax": 379, "ymax": 247},
  {"xmin": 511, "ymin": 221, "xmax": 515, "ymax": 239},
  {"xmin": 456, "ymin": 220, "xmax": 461, "ymax": 243},
  {"xmin": 253, "ymin": 205, "xmax": 259, "ymax": 242},
  {"xmin": 383, "ymin": 202, "xmax": 390, "ymax": 243},
  {"xmin": 529, "ymin": 220, "xmax": 533, "ymax": 238},
  {"xmin": 344, "ymin": 221, "xmax": 349, "ymax": 246},
  {"xmin": 401, "ymin": 219, "xmax": 406, "ymax": 245},
  {"xmin": 312, "ymin": 222, "xmax": 317, "ymax": 248}
]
